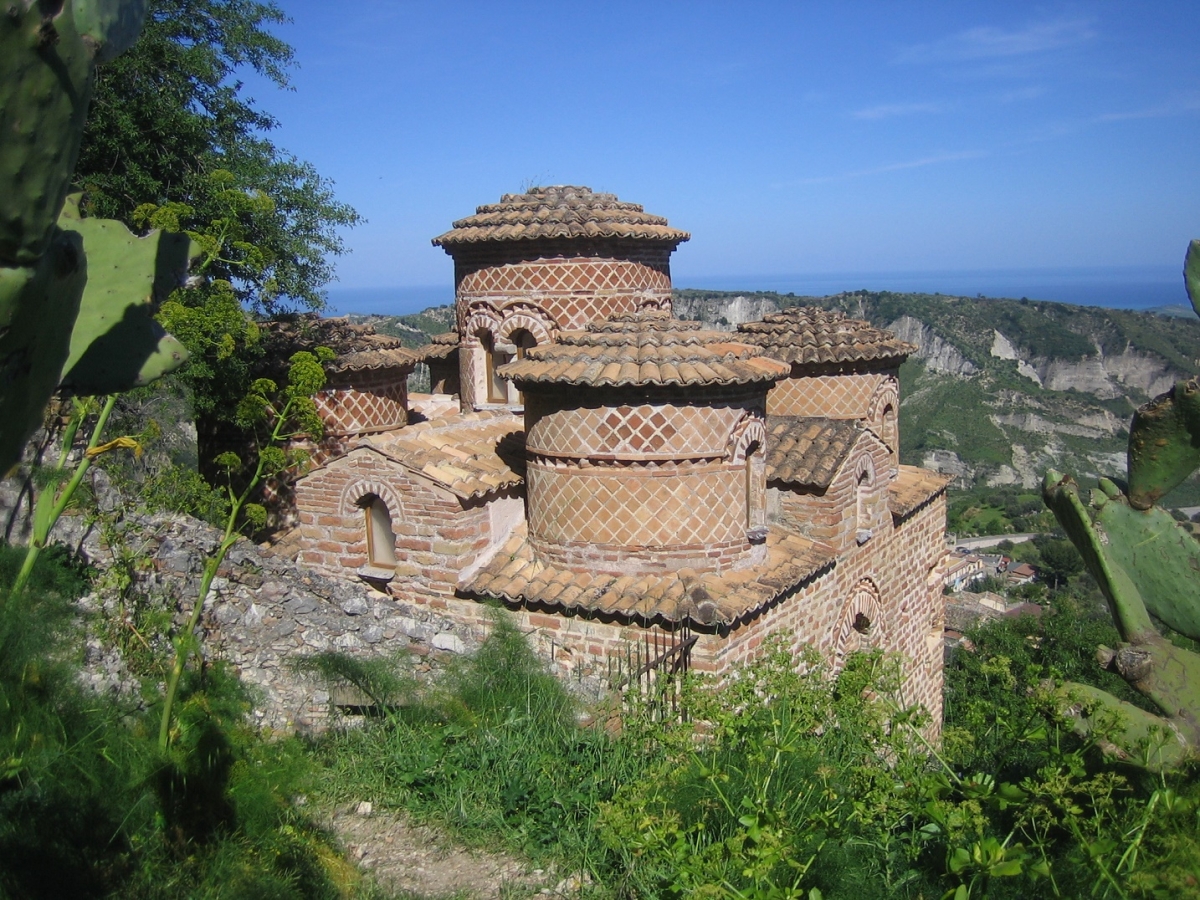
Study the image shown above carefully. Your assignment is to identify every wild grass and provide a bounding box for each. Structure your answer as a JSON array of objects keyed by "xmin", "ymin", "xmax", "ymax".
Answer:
[
  {"xmin": 0, "ymin": 543, "xmax": 373, "ymax": 900},
  {"xmin": 308, "ymin": 616, "xmax": 654, "ymax": 878},
  {"xmin": 310, "ymin": 612, "xmax": 1200, "ymax": 899}
]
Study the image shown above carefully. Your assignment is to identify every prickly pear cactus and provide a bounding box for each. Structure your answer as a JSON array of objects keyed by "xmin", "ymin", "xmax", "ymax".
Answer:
[
  {"xmin": 1041, "ymin": 240, "xmax": 1200, "ymax": 770},
  {"xmin": 0, "ymin": 0, "xmax": 191, "ymax": 474}
]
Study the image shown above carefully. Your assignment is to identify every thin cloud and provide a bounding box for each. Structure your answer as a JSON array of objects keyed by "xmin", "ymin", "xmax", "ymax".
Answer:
[
  {"xmin": 852, "ymin": 102, "xmax": 943, "ymax": 120},
  {"xmin": 897, "ymin": 19, "xmax": 1095, "ymax": 64},
  {"xmin": 1094, "ymin": 95, "xmax": 1200, "ymax": 122},
  {"xmin": 777, "ymin": 150, "xmax": 986, "ymax": 187},
  {"xmin": 996, "ymin": 86, "xmax": 1046, "ymax": 103}
]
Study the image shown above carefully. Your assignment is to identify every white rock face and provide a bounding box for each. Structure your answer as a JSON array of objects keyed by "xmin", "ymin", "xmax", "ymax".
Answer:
[
  {"xmin": 672, "ymin": 294, "xmax": 781, "ymax": 330},
  {"xmin": 1031, "ymin": 348, "xmax": 1179, "ymax": 401},
  {"xmin": 889, "ymin": 316, "xmax": 978, "ymax": 377},
  {"xmin": 989, "ymin": 331, "xmax": 1043, "ymax": 386},
  {"xmin": 922, "ymin": 449, "xmax": 973, "ymax": 483},
  {"xmin": 990, "ymin": 412, "xmax": 1111, "ymax": 440}
]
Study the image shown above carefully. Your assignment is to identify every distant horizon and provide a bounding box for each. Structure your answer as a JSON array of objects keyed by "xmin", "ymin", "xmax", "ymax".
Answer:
[{"xmin": 323, "ymin": 263, "xmax": 1192, "ymax": 317}]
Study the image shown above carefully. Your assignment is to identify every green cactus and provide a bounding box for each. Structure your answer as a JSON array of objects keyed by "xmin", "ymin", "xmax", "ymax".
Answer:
[
  {"xmin": 0, "ymin": 0, "xmax": 191, "ymax": 474},
  {"xmin": 1040, "ymin": 240, "xmax": 1200, "ymax": 769},
  {"xmin": 57, "ymin": 195, "xmax": 194, "ymax": 394}
]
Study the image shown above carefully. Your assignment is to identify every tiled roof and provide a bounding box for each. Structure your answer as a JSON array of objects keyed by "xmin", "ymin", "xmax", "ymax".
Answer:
[
  {"xmin": 737, "ymin": 307, "xmax": 914, "ymax": 366},
  {"xmin": 498, "ymin": 311, "xmax": 789, "ymax": 388},
  {"xmin": 463, "ymin": 524, "xmax": 836, "ymax": 626},
  {"xmin": 412, "ymin": 340, "xmax": 458, "ymax": 362},
  {"xmin": 765, "ymin": 417, "xmax": 861, "ymax": 488},
  {"xmin": 261, "ymin": 315, "xmax": 419, "ymax": 375},
  {"xmin": 432, "ymin": 186, "xmax": 690, "ymax": 247},
  {"xmin": 362, "ymin": 410, "xmax": 525, "ymax": 499},
  {"xmin": 431, "ymin": 331, "xmax": 459, "ymax": 345},
  {"xmin": 888, "ymin": 465, "xmax": 951, "ymax": 519}
]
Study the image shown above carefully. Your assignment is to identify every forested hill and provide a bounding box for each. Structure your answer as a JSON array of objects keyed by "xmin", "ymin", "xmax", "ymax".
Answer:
[{"xmin": 352, "ymin": 289, "xmax": 1200, "ymax": 505}]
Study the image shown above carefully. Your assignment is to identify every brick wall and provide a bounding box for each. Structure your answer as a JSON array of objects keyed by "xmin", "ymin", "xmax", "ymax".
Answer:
[
  {"xmin": 316, "ymin": 369, "xmax": 409, "ymax": 436},
  {"xmin": 774, "ymin": 430, "xmax": 893, "ymax": 553},
  {"xmin": 295, "ymin": 448, "xmax": 506, "ymax": 598}
]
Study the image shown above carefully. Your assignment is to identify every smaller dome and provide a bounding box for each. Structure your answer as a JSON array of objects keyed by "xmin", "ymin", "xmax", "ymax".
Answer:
[
  {"xmin": 432, "ymin": 185, "xmax": 690, "ymax": 247},
  {"xmin": 260, "ymin": 315, "xmax": 419, "ymax": 375},
  {"xmin": 737, "ymin": 307, "xmax": 914, "ymax": 366},
  {"xmin": 499, "ymin": 310, "xmax": 788, "ymax": 388}
]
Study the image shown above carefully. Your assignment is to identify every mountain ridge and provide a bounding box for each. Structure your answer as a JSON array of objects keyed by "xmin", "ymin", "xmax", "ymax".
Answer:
[{"xmin": 350, "ymin": 289, "xmax": 1200, "ymax": 505}]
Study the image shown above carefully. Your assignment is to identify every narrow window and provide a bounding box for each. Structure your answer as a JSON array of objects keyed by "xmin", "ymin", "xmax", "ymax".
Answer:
[
  {"xmin": 881, "ymin": 404, "xmax": 898, "ymax": 462},
  {"xmin": 511, "ymin": 329, "xmax": 537, "ymax": 404},
  {"xmin": 483, "ymin": 332, "xmax": 510, "ymax": 404},
  {"xmin": 362, "ymin": 495, "xmax": 396, "ymax": 567},
  {"xmin": 855, "ymin": 466, "xmax": 873, "ymax": 544},
  {"xmin": 745, "ymin": 440, "xmax": 765, "ymax": 529}
]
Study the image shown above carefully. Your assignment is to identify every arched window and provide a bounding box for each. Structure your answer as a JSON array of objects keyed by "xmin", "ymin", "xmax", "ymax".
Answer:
[
  {"xmin": 481, "ymin": 331, "xmax": 510, "ymax": 404},
  {"xmin": 835, "ymin": 579, "xmax": 884, "ymax": 668},
  {"xmin": 855, "ymin": 460, "xmax": 874, "ymax": 544},
  {"xmin": 881, "ymin": 403, "xmax": 898, "ymax": 463},
  {"xmin": 745, "ymin": 439, "xmax": 765, "ymax": 532},
  {"xmin": 510, "ymin": 328, "xmax": 537, "ymax": 404},
  {"xmin": 359, "ymin": 494, "xmax": 397, "ymax": 567}
]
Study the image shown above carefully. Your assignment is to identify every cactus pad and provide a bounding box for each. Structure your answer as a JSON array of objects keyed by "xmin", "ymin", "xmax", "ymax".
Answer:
[
  {"xmin": 57, "ymin": 196, "xmax": 195, "ymax": 395},
  {"xmin": 1126, "ymin": 378, "xmax": 1200, "ymax": 510},
  {"xmin": 0, "ymin": 229, "xmax": 87, "ymax": 472}
]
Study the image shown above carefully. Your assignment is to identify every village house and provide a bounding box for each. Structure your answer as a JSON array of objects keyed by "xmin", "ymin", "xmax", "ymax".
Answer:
[{"xmin": 292, "ymin": 186, "xmax": 950, "ymax": 719}]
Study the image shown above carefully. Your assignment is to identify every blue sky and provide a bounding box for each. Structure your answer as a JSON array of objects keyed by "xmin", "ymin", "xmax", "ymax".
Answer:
[{"xmin": 246, "ymin": 2, "xmax": 1199, "ymax": 304}]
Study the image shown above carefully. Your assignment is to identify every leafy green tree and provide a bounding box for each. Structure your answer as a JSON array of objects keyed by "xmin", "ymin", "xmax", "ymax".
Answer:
[
  {"xmin": 1034, "ymin": 535, "xmax": 1085, "ymax": 589},
  {"xmin": 75, "ymin": 0, "xmax": 360, "ymax": 314},
  {"xmin": 73, "ymin": 0, "xmax": 360, "ymax": 495}
]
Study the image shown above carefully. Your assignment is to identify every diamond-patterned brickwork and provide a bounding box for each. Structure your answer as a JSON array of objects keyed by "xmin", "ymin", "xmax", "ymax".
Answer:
[
  {"xmin": 459, "ymin": 258, "xmax": 671, "ymax": 295},
  {"xmin": 527, "ymin": 462, "xmax": 746, "ymax": 551},
  {"xmin": 316, "ymin": 382, "xmax": 407, "ymax": 436},
  {"xmin": 766, "ymin": 374, "xmax": 882, "ymax": 418},
  {"xmin": 460, "ymin": 287, "xmax": 669, "ymax": 332},
  {"xmin": 528, "ymin": 402, "xmax": 745, "ymax": 459}
]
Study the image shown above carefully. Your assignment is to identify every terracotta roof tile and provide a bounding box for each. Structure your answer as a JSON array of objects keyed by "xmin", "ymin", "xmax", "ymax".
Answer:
[
  {"xmin": 432, "ymin": 185, "xmax": 690, "ymax": 247},
  {"xmin": 499, "ymin": 311, "xmax": 789, "ymax": 388},
  {"xmin": 765, "ymin": 416, "xmax": 861, "ymax": 488},
  {"xmin": 463, "ymin": 524, "xmax": 835, "ymax": 626},
  {"xmin": 408, "ymin": 331, "xmax": 460, "ymax": 363},
  {"xmin": 261, "ymin": 315, "xmax": 419, "ymax": 375},
  {"xmin": 362, "ymin": 410, "xmax": 525, "ymax": 499},
  {"xmin": 737, "ymin": 307, "xmax": 914, "ymax": 366},
  {"xmin": 889, "ymin": 465, "xmax": 951, "ymax": 519}
]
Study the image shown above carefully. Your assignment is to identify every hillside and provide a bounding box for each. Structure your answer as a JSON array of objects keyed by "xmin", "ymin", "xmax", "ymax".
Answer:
[{"xmin": 352, "ymin": 289, "xmax": 1200, "ymax": 506}]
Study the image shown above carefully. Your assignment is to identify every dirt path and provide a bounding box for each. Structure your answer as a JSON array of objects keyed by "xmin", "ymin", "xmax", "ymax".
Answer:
[{"xmin": 324, "ymin": 801, "xmax": 587, "ymax": 899}]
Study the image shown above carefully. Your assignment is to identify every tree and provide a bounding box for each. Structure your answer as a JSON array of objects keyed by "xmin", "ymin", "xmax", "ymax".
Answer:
[
  {"xmin": 72, "ymin": 0, "xmax": 360, "ymax": 492},
  {"xmin": 1034, "ymin": 536, "xmax": 1084, "ymax": 590},
  {"xmin": 74, "ymin": 0, "xmax": 360, "ymax": 315}
]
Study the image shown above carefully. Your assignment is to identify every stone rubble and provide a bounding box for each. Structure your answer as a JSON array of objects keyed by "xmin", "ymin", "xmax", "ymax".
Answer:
[{"xmin": 2, "ymin": 467, "xmax": 484, "ymax": 732}]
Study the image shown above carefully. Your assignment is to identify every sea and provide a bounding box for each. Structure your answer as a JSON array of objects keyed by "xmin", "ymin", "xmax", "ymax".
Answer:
[{"xmin": 323, "ymin": 265, "xmax": 1194, "ymax": 318}]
